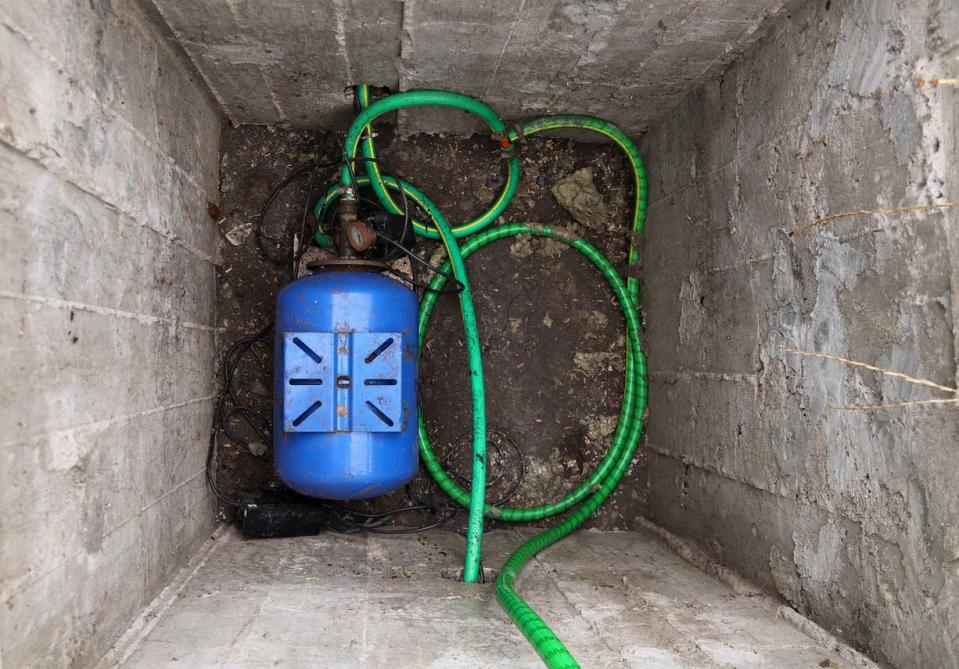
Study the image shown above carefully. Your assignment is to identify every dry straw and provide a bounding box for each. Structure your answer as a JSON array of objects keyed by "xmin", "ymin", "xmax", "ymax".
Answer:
[
  {"xmin": 797, "ymin": 202, "xmax": 955, "ymax": 232},
  {"xmin": 781, "ymin": 347, "xmax": 959, "ymax": 411}
]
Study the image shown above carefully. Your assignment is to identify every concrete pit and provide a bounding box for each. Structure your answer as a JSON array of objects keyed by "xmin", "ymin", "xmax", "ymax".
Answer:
[{"xmin": 1, "ymin": 0, "xmax": 955, "ymax": 667}]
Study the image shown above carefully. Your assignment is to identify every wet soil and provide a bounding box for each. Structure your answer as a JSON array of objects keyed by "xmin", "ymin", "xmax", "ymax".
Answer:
[{"xmin": 214, "ymin": 122, "xmax": 647, "ymax": 530}]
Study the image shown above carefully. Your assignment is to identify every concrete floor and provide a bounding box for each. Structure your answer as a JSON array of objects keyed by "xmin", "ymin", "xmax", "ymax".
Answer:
[{"xmin": 116, "ymin": 527, "xmax": 858, "ymax": 668}]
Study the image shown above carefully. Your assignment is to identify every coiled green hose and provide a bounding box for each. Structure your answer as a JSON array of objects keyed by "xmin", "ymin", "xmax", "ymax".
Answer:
[
  {"xmin": 318, "ymin": 86, "xmax": 649, "ymax": 667},
  {"xmin": 340, "ymin": 88, "xmax": 521, "ymax": 239},
  {"xmin": 420, "ymin": 223, "xmax": 647, "ymax": 669}
]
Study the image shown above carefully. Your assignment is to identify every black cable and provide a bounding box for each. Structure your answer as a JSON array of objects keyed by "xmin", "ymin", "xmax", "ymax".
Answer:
[
  {"xmin": 207, "ymin": 320, "xmax": 274, "ymax": 508},
  {"xmin": 254, "ymin": 158, "xmax": 339, "ymax": 268},
  {"xmin": 322, "ymin": 483, "xmax": 458, "ymax": 535},
  {"xmin": 221, "ymin": 405, "xmax": 271, "ymax": 446},
  {"xmin": 254, "ymin": 165, "xmax": 311, "ymax": 265},
  {"xmin": 395, "ymin": 161, "xmax": 412, "ymax": 248},
  {"xmin": 445, "ymin": 429, "xmax": 526, "ymax": 507},
  {"xmin": 343, "ymin": 141, "xmax": 362, "ymax": 192},
  {"xmin": 207, "ymin": 391, "xmax": 242, "ymax": 508},
  {"xmin": 373, "ymin": 229, "xmax": 465, "ymax": 295},
  {"xmin": 349, "ymin": 154, "xmax": 463, "ymax": 294},
  {"xmin": 344, "ymin": 151, "xmax": 463, "ymax": 295},
  {"xmin": 291, "ymin": 158, "xmax": 327, "ymax": 280},
  {"xmin": 213, "ymin": 149, "xmax": 335, "ymax": 506}
]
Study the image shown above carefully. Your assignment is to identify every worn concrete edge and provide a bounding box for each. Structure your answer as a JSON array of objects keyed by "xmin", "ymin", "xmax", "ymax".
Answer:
[
  {"xmin": 634, "ymin": 517, "xmax": 879, "ymax": 669},
  {"xmin": 777, "ymin": 606, "xmax": 879, "ymax": 669},
  {"xmin": 131, "ymin": 0, "xmax": 227, "ymax": 123},
  {"xmin": 90, "ymin": 521, "xmax": 879, "ymax": 667},
  {"xmin": 644, "ymin": 1, "xmax": 790, "ymax": 132},
  {"xmin": 92, "ymin": 524, "xmax": 234, "ymax": 669}
]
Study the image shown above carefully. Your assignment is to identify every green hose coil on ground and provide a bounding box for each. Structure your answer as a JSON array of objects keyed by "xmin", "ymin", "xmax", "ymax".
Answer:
[
  {"xmin": 419, "ymin": 223, "xmax": 647, "ymax": 669},
  {"xmin": 338, "ymin": 87, "xmax": 521, "ymax": 239},
  {"xmin": 318, "ymin": 86, "xmax": 649, "ymax": 667}
]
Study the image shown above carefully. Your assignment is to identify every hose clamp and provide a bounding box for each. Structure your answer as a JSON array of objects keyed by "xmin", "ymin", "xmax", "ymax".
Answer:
[{"xmin": 492, "ymin": 132, "xmax": 517, "ymax": 159}]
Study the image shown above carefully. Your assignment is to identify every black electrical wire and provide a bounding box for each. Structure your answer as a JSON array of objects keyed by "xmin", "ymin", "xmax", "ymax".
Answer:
[
  {"xmin": 373, "ymin": 230, "xmax": 465, "ymax": 295},
  {"xmin": 254, "ymin": 157, "xmax": 339, "ymax": 269},
  {"xmin": 445, "ymin": 429, "xmax": 526, "ymax": 507},
  {"xmin": 355, "ymin": 155, "xmax": 465, "ymax": 295},
  {"xmin": 342, "ymin": 151, "xmax": 464, "ymax": 295},
  {"xmin": 290, "ymin": 158, "xmax": 327, "ymax": 280},
  {"xmin": 206, "ymin": 320, "xmax": 274, "ymax": 507},
  {"xmin": 393, "ymin": 159, "xmax": 412, "ymax": 253},
  {"xmin": 321, "ymin": 483, "xmax": 459, "ymax": 535},
  {"xmin": 327, "ymin": 506, "xmax": 452, "ymax": 534},
  {"xmin": 254, "ymin": 165, "xmax": 311, "ymax": 265}
]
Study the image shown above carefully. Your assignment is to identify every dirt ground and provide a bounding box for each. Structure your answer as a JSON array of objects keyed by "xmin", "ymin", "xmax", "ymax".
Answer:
[{"xmin": 213, "ymin": 121, "xmax": 648, "ymax": 530}]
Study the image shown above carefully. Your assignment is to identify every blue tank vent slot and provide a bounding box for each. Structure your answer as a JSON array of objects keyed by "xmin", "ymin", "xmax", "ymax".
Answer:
[
  {"xmin": 282, "ymin": 332, "xmax": 404, "ymax": 434},
  {"xmin": 282, "ymin": 333, "xmax": 335, "ymax": 432},
  {"xmin": 350, "ymin": 332, "xmax": 404, "ymax": 432}
]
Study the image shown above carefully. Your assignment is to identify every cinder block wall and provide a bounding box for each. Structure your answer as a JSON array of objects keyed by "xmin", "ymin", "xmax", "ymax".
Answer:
[
  {"xmin": 0, "ymin": 0, "xmax": 222, "ymax": 666},
  {"xmin": 640, "ymin": 0, "xmax": 958, "ymax": 666}
]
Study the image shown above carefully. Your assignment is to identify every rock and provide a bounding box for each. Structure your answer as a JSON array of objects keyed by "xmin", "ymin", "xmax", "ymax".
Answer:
[
  {"xmin": 539, "ymin": 237, "xmax": 567, "ymax": 258},
  {"xmin": 248, "ymin": 441, "xmax": 268, "ymax": 457},
  {"xmin": 224, "ymin": 219, "xmax": 253, "ymax": 246},
  {"xmin": 551, "ymin": 167, "xmax": 608, "ymax": 230},
  {"xmin": 583, "ymin": 415, "xmax": 618, "ymax": 444},
  {"xmin": 509, "ymin": 235, "xmax": 534, "ymax": 258},
  {"xmin": 587, "ymin": 310, "xmax": 609, "ymax": 329},
  {"xmin": 573, "ymin": 351, "xmax": 623, "ymax": 375},
  {"xmin": 428, "ymin": 245, "xmax": 447, "ymax": 268}
]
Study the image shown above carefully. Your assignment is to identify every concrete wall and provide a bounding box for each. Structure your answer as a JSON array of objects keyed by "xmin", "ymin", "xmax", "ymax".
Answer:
[
  {"xmin": 640, "ymin": 0, "xmax": 958, "ymax": 666},
  {"xmin": 147, "ymin": 0, "xmax": 788, "ymax": 135},
  {"xmin": 0, "ymin": 0, "xmax": 222, "ymax": 666}
]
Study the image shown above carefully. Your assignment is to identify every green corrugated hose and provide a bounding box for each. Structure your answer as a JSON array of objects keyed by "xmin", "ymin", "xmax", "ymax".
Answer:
[
  {"xmin": 338, "ymin": 88, "xmax": 519, "ymax": 582},
  {"xmin": 318, "ymin": 85, "xmax": 649, "ymax": 668},
  {"xmin": 419, "ymin": 224, "xmax": 647, "ymax": 669}
]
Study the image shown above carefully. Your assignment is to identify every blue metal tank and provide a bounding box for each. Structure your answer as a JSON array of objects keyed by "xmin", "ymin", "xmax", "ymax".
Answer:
[{"xmin": 273, "ymin": 268, "xmax": 418, "ymax": 500}]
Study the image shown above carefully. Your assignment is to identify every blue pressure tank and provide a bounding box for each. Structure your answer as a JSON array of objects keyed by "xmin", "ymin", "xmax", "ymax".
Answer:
[{"xmin": 273, "ymin": 268, "xmax": 418, "ymax": 500}]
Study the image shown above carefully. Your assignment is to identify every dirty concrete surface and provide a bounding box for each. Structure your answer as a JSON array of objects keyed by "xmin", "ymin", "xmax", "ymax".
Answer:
[
  {"xmin": 146, "ymin": 0, "xmax": 789, "ymax": 133},
  {"xmin": 214, "ymin": 122, "xmax": 647, "ymax": 530},
  {"xmin": 117, "ymin": 527, "xmax": 860, "ymax": 668},
  {"xmin": 639, "ymin": 0, "xmax": 959, "ymax": 666},
  {"xmin": 0, "ymin": 0, "xmax": 222, "ymax": 666},
  {"xmin": 10, "ymin": 0, "xmax": 955, "ymax": 667}
]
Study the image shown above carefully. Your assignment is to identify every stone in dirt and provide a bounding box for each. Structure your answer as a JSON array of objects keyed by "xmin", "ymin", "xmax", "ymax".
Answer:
[
  {"xmin": 551, "ymin": 167, "xmax": 608, "ymax": 230},
  {"xmin": 224, "ymin": 219, "xmax": 253, "ymax": 246}
]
